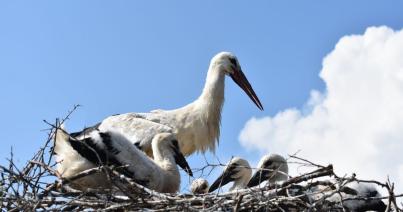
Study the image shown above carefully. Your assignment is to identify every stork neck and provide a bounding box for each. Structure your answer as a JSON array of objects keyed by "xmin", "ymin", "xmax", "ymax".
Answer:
[
  {"xmin": 153, "ymin": 148, "xmax": 178, "ymax": 173},
  {"xmin": 230, "ymin": 181, "xmax": 246, "ymax": 191},
  {"xmin": 153, "ymin": 147, "xmax": 172, "ymax": 164},
  {"xmin": 197, "ymin": 65, "xmax": 225, "ymax": 108}
]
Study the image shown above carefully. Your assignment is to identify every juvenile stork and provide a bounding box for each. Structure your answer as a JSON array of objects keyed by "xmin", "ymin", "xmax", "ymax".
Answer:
[
  {"xmin": 190, "ymin": 178, "xmax": 209, "ymax": 194},
  {"xmin": 54, "ymin": 127, "xmax": 193, "ymax": 193},
  {"xmin": 338, "ymin": 182, "xmax": 386, "ymax": 211},
  {"xmin": 308, "ymin": 181, "xmax": 386, "ymax": 211},
  {"xmin": 247, "ymin": 154, "xmax": 288, "ymax": 187},
  {"xmin": 208, "ymin": 157, "xmax": 252, "ymax": 192},
  {"xmin": 97, "ymin": 52, "xmax": 263, "ymax": 156}
]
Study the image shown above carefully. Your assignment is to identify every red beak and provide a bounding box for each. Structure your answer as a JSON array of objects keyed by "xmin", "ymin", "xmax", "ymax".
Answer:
[{"xmin": 230, "ymin": 69, "xmax": 264, "ymax": 110}]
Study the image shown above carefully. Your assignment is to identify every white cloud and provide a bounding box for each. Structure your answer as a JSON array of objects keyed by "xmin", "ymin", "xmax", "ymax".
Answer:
[{"xmin": 239, "ymin": 26, "xmax": 403, "ymax": 190}]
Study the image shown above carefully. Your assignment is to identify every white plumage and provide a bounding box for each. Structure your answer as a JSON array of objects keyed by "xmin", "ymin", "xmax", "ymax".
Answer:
[
  {"xmin": 53, "ymin": 126, "xmax": 192, "ymax": 193},
  {"xmin": 208, "ymin": 157, "xmax": 252, "ymax": 192},
  {"xmin": 308, "ymin": 181, "xmax": 386, "ymax": 211},
  {"xmin": 190, "ymin": 178, "xmax": 209, "ymax": 194},
  {"xmin": 247, "ymin": 154, "xmax": 288, "ymax": 187},
  {"xmin": 97, "ymin": 52, "xmax": 263, "ymax": 157}
]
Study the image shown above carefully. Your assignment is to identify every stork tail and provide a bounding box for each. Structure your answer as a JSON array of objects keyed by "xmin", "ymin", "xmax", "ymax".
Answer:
[{"xmin": 51, "ymin": 122, "xmax": 71, "ymax": 156}]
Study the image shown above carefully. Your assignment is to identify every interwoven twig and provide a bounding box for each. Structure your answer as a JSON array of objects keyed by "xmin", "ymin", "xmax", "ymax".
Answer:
[{"xmin": 1, "ymin": 106, "xmax": 402, "ymax": 211}]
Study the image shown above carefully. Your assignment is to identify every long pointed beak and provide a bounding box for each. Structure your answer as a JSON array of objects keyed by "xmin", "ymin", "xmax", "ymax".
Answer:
[
  {"xmin": 230, "ymin": 69, "xmax": 264, "ymax": 110},
  {"xmin": 173, "ymin": 148, "xmax": 193, "ymax": 177},
  {"xmin": 208, "ymin": 168, "xmax": 235, "ymax": 192},
  {"xmin": 247, "ymin": 170, "xmax": 268, "ymax": 187}
]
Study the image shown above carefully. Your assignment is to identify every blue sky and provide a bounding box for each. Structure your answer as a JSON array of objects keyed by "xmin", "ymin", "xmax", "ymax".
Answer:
[{"xmin": 1, "ymin": 1, "xmax": 403, "ymax": 192}]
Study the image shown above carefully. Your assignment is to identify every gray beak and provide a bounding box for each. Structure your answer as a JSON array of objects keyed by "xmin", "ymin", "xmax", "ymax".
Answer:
[
  {"xmin": 247, "ymin": 169, "xmax": 269, "ymax": 187},
  {"xmin": 208, "ymin": 162, "xmax": 241, "ymax": 192},
  {"xmin": 171, "ymin": 140, "xmax": 193, "ymax": 177}
]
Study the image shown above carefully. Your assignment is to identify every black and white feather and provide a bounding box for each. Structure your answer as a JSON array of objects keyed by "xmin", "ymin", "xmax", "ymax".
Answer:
[
  {"xmin": 308, "ymin": 181, "xmax": 387, "ymax": 212},
  {"xmin": 53, "ymin": 125, "xmax": 192, "ymax": 193}
]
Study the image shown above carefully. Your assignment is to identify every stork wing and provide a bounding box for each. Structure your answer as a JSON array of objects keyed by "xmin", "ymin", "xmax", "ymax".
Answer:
[
  {"xmin": 67, "ymin": 129, "xmax": 157, "ymax": 187},
  {"xmin": 98, "ymin": 112, "xmax": 174, "ymax": 155}
]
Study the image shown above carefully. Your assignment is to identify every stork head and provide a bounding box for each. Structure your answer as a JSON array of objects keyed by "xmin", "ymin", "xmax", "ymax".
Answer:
[
  {"xmin": 208, "ymin": 157, "xmax": 252, "ymax": 192},
  {"xmin": 152, "ymin": 133, "xmax": 193, "ymax": 177},
  {"xmin": 211, "ymin": 52, "xmax": 264, "ymax": 111},
  {"xmin": 247, "ymin": 154, "xmax": 288, "ymax": 187},
  {"xmin": 190, "ymin": 178, "xmax": 209, "ymax": 194}
]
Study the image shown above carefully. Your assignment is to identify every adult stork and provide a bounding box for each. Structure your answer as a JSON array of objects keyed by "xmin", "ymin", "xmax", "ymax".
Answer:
[
  {"xmin": 208, "ymin": 157, "xmax": 252, "ymax": 192},
  {"xmin": 97, "ymin": 52, "xmax": 263, "ymax": 157},
  {"xmin": 54, "ymin": 127, "xmax": 193, "ymax": 193},
  {"xmin": 247, "ymin": 154, "xmax": 288, "ymax": 187}
]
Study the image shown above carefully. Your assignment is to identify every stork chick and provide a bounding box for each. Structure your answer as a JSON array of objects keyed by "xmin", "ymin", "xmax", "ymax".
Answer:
[
  {"xmin": 247, "ymin": 154, "xmax": 288, "ymax": 187},
  {"xmin": 208, "ymin": 157, "xmax": 252, "ymax": 192},
  {"xmin": 309, "ymin": 181, "xmax": 386, "ymax": 211},
  {"xmin": 54, "ymin": 127, "xmax": 192, "ymax": 193},
  {"xmin": 190, "ymin": 178, "xmax": 209, "ymax": 194}
]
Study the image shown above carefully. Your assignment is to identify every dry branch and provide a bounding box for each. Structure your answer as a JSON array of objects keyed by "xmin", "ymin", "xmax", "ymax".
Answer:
[{"xmin": 1, "ymin": 107, "xmax": 402, "ymax": 211}]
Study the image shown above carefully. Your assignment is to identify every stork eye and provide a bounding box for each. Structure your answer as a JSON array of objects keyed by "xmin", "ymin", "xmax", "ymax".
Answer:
[
  {"xmin": 229, "ymin": 57, "xmax": 237, "ymax": 66},
  {"xmin": 171, "ymin": 139, "xmax": 179, "ymax": 147},
  {"xmin": 134, "ymin": 142, "xmax": 141, "ymax": 149},
  {"xmin": 263, "ymin": 160, "xmax": 273, "ymax": 168}
]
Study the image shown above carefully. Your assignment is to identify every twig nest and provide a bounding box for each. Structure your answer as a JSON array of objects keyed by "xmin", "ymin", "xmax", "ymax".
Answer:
[{"xmin": 190, "ymin": 178, "xmax": 209, "ymax": 194}]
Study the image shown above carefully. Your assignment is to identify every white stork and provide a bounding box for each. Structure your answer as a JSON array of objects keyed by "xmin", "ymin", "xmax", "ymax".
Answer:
[
  {"xmin": 95, "ymin": 52, "xmax": 263, "ymax": 157},
  {"xmin": 53, "ymin": 126, "xmax": 193, "ymax": 193},
  {"xmin": 190, "ymin": 178, "xmax": 209, "ymax": 194},
  {"xmin": 308, "ymin": 181, "xmax": 386, "ymax": 211},
  {"xmin": 337, "ymin": 182, "xmax": 386, "ymax": 211},
  {"xmin": 208, "ymin": 157, "xmax": 252, "ymax": 192},
  {"xmin": 247, "ymin": 154, "xmax": 288, "ymax": 187}
]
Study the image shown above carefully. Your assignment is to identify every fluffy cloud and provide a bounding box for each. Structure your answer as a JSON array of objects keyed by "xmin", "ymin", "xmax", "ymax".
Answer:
[{"xmin": 239, "ymin": 26, "xmax": 403, "ymax": 188}]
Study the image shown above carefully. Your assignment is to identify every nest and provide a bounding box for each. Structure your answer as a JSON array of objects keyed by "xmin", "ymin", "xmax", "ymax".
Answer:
[{"xmin": 1, "ymin": 108, "xmax": 402, "ymax": 211}]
